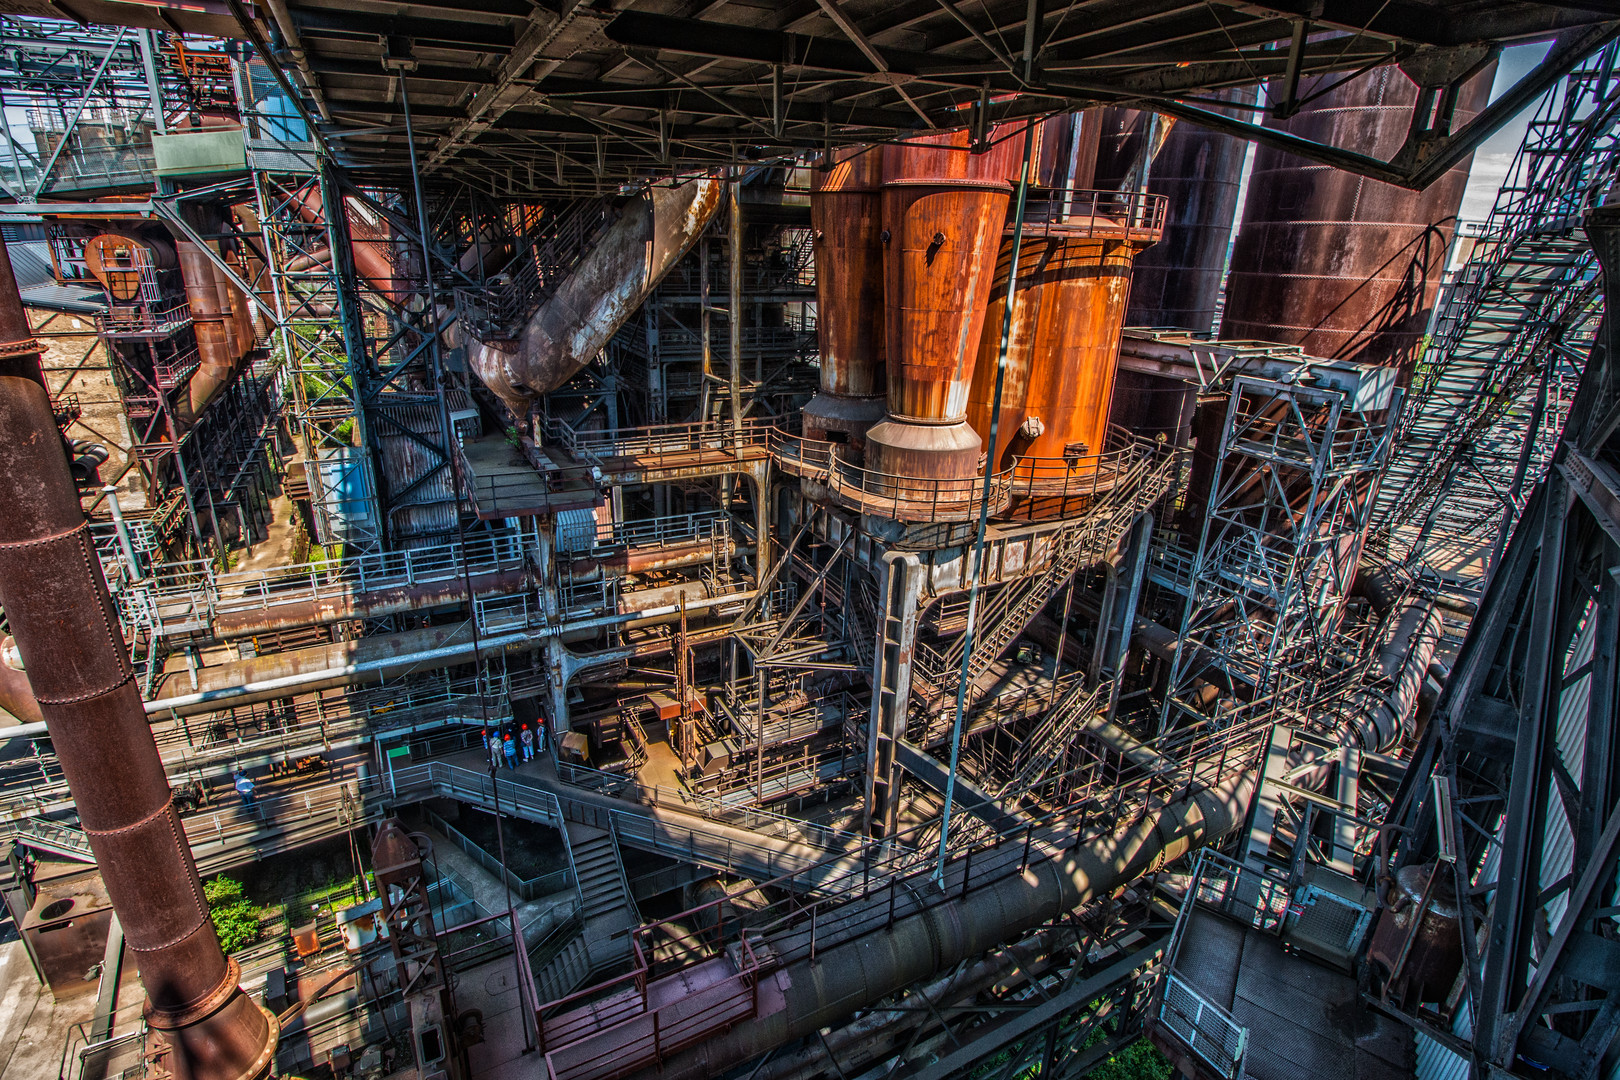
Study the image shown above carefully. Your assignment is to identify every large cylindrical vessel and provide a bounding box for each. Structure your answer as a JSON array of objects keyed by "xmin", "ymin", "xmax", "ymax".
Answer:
[
  {"xmin": 1220, "ymin": 63, "xmax": 1495, "ymax": 375},
  {"xmin": 803, "ymin": 145, "xmax": 886, "ymax": 450},
  {"xmin": 865, "ymin": 131, "xmax": 1016, "ymax": 482},
  {"xmin": 1114, "ymin": 93, "xmax": 1251, "ymax": 332},
  {"xmin": 974, "ymin": 193, "xmax": 1163, "ymax": 490}
]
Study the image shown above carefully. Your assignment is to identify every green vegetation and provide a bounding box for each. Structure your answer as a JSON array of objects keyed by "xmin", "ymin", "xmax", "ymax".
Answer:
[
  {"xmin": 1083, "ymin": 1038, "xmax": 1173, "ymax": 1080},
  {"xmin": 204, "ymin": 874, "xmax": 264, "ymax": 954}
]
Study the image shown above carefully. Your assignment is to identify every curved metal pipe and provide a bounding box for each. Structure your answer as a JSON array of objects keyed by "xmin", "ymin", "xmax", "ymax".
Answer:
[
  {"xmin": 177, "ymin": 239, "xmax": 235, "ymax": 424},
  {"xmin": 631, "ymin": 764, "xmax": 1255, "ymax": 1080},
  {"xmin": 463, "ymin": 177, "xmax": 725, "ymax": 421}
]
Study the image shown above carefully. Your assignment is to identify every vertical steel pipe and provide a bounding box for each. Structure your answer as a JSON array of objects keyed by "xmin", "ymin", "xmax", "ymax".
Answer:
[
  {"xmin": 0, "ymin": 241, "xmax": 276, "ymax": 1079},
  {"xmin": 177, "ymin": 239, "xmax": 234, "ymax": 423},
  {"xmin": 803, "ymin": 145, "xmax": 887, "ymax": 451}
]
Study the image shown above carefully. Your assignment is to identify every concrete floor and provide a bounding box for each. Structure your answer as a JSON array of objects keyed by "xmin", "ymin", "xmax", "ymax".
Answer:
[
  {"xmin": 460, "ymin": 952, "xmax": 540, "ymax": 1080},
  {"xmin": 233, "ymin": 490, "xmax": 303, "ymax": 576},
  {"xmin": 0, "ymin": 940, "xmax": 99, "ymax": 1079}
]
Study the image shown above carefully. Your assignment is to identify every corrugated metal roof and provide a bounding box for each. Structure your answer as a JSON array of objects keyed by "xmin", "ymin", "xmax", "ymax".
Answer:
[
  {"xmin": 19, "ymin": 283, "xmax": 105, "ymax": 315},
  {"xmin": 7, "ymin": 240, "xmax": 56, "ymax": 290}
]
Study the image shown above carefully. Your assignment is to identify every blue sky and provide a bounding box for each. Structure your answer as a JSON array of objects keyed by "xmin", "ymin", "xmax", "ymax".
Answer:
[{"xmin": 1460, "ymin": 42, "xmax": 1555, "ymax": 221}]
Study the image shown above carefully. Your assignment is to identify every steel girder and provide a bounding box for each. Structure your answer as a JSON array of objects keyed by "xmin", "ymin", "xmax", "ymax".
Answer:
[{"xmin": 1378, "ymin": 205, "xmax": 1620, "ymax": 1079}]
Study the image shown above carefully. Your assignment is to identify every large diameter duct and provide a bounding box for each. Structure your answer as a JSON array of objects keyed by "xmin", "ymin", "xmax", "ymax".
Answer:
[
  {"xmin": 1221, "ymin": 63, "xmax": 1494, "ymax": 376},
  {"xmin": 803, "ymin": 146, "xmax": 887, "ymax": 450},
  {"xmin": 865, "ymin": 132, "xmax": 1018, "ymax": 482},
  {"xmin": 1344, "ymin": 597, "xmax": 1444, "ymax": 751},
  {"xmin": 0, "ymin": 242, "xmax": 276, "ymax": 1079},
  {"xmin": 465, "ymin": 177, "xmax": 725, "ymax": 422},
  {"xmin": 177, "ymin": 239, "xmax": 236, "ymax": 424},
  {"xmin": 967, "ymin": 197, "xmax": 1163, "ymax": 477},
  {"xmin": 630, "ymin": 762, "xmax": 1255, "ymax": 1080},
  {"xmin": 213, "ymin": 262, "xmax": 243, "ymax": 366},
  {"xmin": 294, "ymin": 188, "xmax": 407, "ymax": 306}
]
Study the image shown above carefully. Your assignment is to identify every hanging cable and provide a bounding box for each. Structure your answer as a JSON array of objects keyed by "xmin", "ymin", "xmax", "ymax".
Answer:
[{"xmin": 935, "ymin": 118, "xmax": 1037, "ymax": 885}]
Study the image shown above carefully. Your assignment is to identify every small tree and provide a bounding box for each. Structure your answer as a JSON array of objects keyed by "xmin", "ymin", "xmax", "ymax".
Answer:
[{"xmin": 204, "ymin": 874, "xmax": 262, "ymax": 954}]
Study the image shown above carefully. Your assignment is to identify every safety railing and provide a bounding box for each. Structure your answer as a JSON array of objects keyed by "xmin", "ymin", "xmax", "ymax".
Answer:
[
  {"xmin": 602, "ymin": 510, "xmax": 724, "ymax": 552},
  {"xmin": 1018, "ymin": 189, "xmax": 1168, "ymax": 243},
  {"xmin": 534, "ymin": 939, "xmax": 754, "ymax": 1080},
  {"xmin": 213, "ymin": 527, "xmax": 527, "ymax": 619},
  {"xmin": 97, "ymin": 300, "xmax": 193, "ymax": 337},
  {"xmin": 543, "ymin": 415, "xmax": 777, "ymax": 466},
  {"xmin": 387, "ymin": 760, "xmax": 568, "ymax": 829},
  {"xmin": 1000, "ymin": 435, "xmax": 1182, "ymax": 512},
  {"xmin": 425, "ymin": 808, "xmax": 573, "ymax": 902},
  {"xmin": 455, "ymin": 198, "xmax": 617, "ymax": 340},
  {"xmin": 475, "ymin": 591, "xmax": 541, "ymax": 633},
  {"xmin": 770, "ymin": 430, "xmax": 1015, "ymax": 522},
  {"xmin": 152, "ymin": 345, "xmax": 202, "ymax": 387},
  {"xmin": 1156, "ymin": 973, "xmax": 1248, "ymax": 1080}
]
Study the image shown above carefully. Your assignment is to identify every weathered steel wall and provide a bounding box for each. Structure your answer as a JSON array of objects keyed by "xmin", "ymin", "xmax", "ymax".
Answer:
[{"xmin": 1220, "ymin": 64, "xmax": 1495, "ymax": 374}]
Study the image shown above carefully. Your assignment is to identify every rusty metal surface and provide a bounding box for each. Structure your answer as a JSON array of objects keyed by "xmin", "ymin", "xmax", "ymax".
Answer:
[
  {"xmin": 210, "ymin": 565, "xmax": 534, "ymax": 638},
  {"xmin": 974, "ymin": 201, "xmax": 1161, "ymax": 472},
  {"xmin": 804, "ymin": 145, "xmax": 886, "ymax": 445},
  {"xmin": 1221, "ymin": 64, "xmax": 1495, "ymax": 374},
  {"xmin": 466, "ymin": 176, "xmax": 724, "ymax": 422},
  {"xmin": 965, "ymin": 233, "xmax": 1050, "ymax": 468},
  {"xmin": 177, "ymin": 239, "xmax": 233, "ymax": 423},
  {"xmin": 869, "ymin": 148, "xmax": 1010, "ymax": 479},
  {"xmin": 0, "ymin": 239, "xmax": 277, "ymax": 1079}
]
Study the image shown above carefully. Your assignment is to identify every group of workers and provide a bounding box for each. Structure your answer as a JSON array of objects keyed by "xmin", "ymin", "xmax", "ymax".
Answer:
[{"xmin": 484, "ymin": 721, "xmax": 545, "ymax": 771}]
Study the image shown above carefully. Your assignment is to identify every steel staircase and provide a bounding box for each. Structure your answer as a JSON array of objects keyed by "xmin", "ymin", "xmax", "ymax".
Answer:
[
  {"xmin": 565, "ymin": 821, "xmax": 641, "ymax": 973},
  {"xmin": 993, "ymin": 682, "xmax": 1108, "ymax": 801},
  {"xmin": 940, "ymin": 522, "xmax": 1092, "ymax": 694},
  {"xmin": 1370, "ymin": 49, "xmax": 1620, "ymax": 597},
  {"xmin": 455, "ymin": 197, "xmax": 619, "ymax": 341},
  {"xmin": 9, "ymin": 817, "xmax": 94, "ymax": 862}
]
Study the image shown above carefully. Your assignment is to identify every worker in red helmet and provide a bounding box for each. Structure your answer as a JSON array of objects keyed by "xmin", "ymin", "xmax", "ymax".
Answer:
[{"xmin": 520, "ymin": 722, "xmax": 535, "ymax": 763}]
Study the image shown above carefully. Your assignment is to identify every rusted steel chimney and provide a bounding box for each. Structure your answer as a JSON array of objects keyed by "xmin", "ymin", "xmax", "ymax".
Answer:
[
  {"xmin": 802, "ymin": 145, "xmax": 887, "ymax": 453},
  {"xmin": 1221, "ymin": 63, "xmax": 1495, "ymax": 377},
  {"xmin": 864, "ymin": 130, "xmax": 1020, "ymax": 484},
  {"xmin": 0, "ymin": 240, "xmax": 277, "ymax": 1079}
]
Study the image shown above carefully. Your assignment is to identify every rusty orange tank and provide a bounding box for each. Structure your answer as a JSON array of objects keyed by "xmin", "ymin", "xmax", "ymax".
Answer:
[
  {"xmin": 865, "ymin": 131, "xmax": 1012, "ymax": 482},
  {"xmin": 969, "ymin": 192, "xmax": 1165, "ymax": 492},
  {"xmin": 803, "ymin": 144, "xmax": 886, "ymax": 450}
]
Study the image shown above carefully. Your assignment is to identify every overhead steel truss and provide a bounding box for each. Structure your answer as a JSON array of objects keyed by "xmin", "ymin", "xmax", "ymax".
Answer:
[{"xmin": 5, "ymin": 0, "xmax": 1617, "ymax": 194}]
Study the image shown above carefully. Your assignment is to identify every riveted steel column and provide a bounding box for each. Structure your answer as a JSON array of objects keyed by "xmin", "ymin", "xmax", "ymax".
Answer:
[{"xmin": 0, "ymin": 240, "xmax": 276, "ymax": 1080}]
